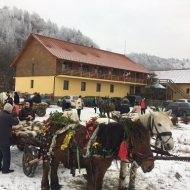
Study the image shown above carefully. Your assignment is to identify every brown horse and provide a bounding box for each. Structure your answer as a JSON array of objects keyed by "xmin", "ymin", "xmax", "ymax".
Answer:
[
  {"xmin": 98, "ymin": 97, "xmax": 115, "ymax": 118},
  {"xmin": 29, "ymin": 118, "xmax": 153, "ymax": 190}
]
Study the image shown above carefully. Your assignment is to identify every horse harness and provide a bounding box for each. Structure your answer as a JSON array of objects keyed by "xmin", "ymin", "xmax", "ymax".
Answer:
[
  {"xmin": 147, "ymin": 115, "xmax": 172, "ymax": 144},
  {"xmin": 128, "ymin": 136, "xmax": 154, "ymax": 166}
]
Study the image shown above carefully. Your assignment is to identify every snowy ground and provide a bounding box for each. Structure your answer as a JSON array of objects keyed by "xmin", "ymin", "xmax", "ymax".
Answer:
[{"xmin": 0, "ymin": 105, "xmax": 190, "ymax": 190}]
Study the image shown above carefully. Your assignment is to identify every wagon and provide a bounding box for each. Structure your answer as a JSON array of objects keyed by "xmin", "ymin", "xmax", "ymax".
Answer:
[{"xmin": 19, "ymin": 102, "xmax": 48, "ymax": 117}]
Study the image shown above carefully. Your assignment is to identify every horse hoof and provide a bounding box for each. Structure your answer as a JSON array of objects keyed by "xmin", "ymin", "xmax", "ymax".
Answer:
[{"xmin": 50, "ymin": 183, "xmax": 62, "ymax": 190}]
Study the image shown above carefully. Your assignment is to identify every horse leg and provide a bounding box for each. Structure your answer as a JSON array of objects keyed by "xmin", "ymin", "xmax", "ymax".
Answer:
[
  {"xmin": 50, "ymin": 158, "xmax": 61, "ymax": 190},
  {"xmin": 86, "ymin": 166, "xmax": 96, "ymax": 190},
  {"xmin": 128, "ymin": 162, "xmax": 138, "ymax": 190},
  {"xmin": 118, "ymin": 160, "xmax": 129, "ymax": 190},
  {"xmin": 41, "ymin": 163, "xmax": 50, "ymax": 190}
]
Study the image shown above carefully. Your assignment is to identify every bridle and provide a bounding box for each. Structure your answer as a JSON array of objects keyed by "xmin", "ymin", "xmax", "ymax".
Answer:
[
  {"xmin": 148, "ymin": 115, "xmax": 173, "ymax": 144},
  {"xmin": 129, "ymin": 136, "xmax": 154, "ymax": 166}
]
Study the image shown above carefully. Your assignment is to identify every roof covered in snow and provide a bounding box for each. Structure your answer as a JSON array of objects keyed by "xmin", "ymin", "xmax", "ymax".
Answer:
[{"xmin": 154, "ymin": 69, "xmax": 190, "ymax": 84}]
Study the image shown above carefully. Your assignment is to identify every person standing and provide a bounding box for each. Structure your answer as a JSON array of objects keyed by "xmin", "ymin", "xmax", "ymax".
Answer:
[
  {"xmin": 131, "ymin": 102, "xmax": 141, "ymax": 115},
  {"xmin": 0, "ymin": 103, "xmax": 19, "ymax": 174},
  {"xmin": 13, "ymin": 92, "xmax": 20, "ymax": 105},
  {"xmin": 140, "ymin": 98, "xmax": 147, "ymax": 115},
  {"xmin": 62, "ymin": 102, "xmax": 79, "ymax": 122},
  {"xmin": 76, "ymin": 95, "xmax": 82, "ymax": 121},
  {"xmin": 120, "ymin": 99, "xmax": 130, "ymax": 114},
  {"xmin": 18, "ymin": 101, "xmax": 35, "ymax": 121},
  {"xmin": 61, "ymin": 97, "xmax": 66, "ymax": 111},
  {"xmin": 93, "ymin": 96, "xmax": 98, "ymax": 113}
]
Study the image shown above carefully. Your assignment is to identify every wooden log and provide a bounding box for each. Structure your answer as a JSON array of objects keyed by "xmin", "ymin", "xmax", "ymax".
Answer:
[{"xmin": 29, "ymin": 156, "xmax": 42, "ymax": 164}]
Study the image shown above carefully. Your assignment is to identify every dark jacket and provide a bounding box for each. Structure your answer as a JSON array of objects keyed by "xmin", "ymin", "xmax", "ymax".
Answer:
[
  {"xmin": 14, "ymin": 93, "xmax": 20, "ymax": 104},
  {"xmin": 62, "ymin": 99, "xmax": 66, "ymax": 111},
  {"xmin": 120, "ymin": 103, "xmax": 130, "ymax": 114},
  {"xmin": 19, "ymin": 107, "xmax": 35, "ymax": 121},
  {"xmin": 32, "ymin": 95, "xmax": 41, "ymax": 103},
  {"xmin": 0, "ymin": 110, "xmax": 19, "ymax": 146}
]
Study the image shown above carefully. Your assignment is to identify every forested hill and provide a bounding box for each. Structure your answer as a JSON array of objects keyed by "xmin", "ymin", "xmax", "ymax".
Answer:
[{"xmin": 127, "ymin": 53, "xmax": 190, "ymax": 71}]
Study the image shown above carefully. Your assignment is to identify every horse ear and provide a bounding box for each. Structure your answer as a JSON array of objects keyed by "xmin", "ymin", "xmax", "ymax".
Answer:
[{"xmin": 165, "ymin": 109, "xmax": 172, "ymax": 116}]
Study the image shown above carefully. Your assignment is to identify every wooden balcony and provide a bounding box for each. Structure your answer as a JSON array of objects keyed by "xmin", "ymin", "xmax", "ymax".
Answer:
[{"xmin": 61, "ymin": 69, "xmax": 147, "ymax": 84}]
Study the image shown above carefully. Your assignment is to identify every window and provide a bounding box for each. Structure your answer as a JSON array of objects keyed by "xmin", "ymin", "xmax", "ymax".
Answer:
[
  {"xmin": 187, "ymin": 88, "xmax": 189, "ymax": 94},
  {"xmin": 62, "ymin": 62, "xmax": 72, "ymax": 70},
  {"xmin": 32, "ymin": 64, "xmax": 35, "ymax": 73},
  {"xmin": 130, "ymin": 86, "xmax": 134, "ymax": 94},
  {"xmin": 30, "ymin": 80, "xmax": 34, "ymax": 88},
  {"xmin": 82, "ymin": 65, "xmax": 89, "ymax": 72},
  {"xmin": 98, "ymin": 67, "xmax": 103, "ymax": 74},
  {"xmin": 135, "ymin": 86, "xmax": 141, "ymax": 94},
  {"xmin": 96, "ymin": 83, "xmax": 101, "ymax": 92},
  {"xmin": 81, "ymin": 82, "xmax": 86, "ymax": 91},
  {"xmin": 112, "ymin": 69, "xmax": 116, "ymax": 75},
  {"xmin": 110, "ymin": 84, "xmax": 114, "ymax": 93},
  {"xmin": 63, "ymin": 80, "xmax": 69, "ymax": 90},
  {"xmin": 135, "ymin": 73, "xmax": 139, "ymax": 79}
]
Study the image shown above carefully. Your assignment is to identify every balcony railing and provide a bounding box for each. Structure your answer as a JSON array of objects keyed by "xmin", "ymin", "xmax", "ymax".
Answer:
[{"xmin": 61, "ymin": 69, "xmax": 146, "ymax": 84}]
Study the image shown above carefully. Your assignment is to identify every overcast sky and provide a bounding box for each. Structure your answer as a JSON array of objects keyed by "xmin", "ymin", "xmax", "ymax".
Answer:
[{"xmin": 0, "ymin": 0, "xmax": 190, "ymax": 59}]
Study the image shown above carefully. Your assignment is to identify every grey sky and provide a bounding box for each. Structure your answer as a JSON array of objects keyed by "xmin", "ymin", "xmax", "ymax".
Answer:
[{"xmin": 0, "ymin": 0, "xmax": 190, "ymax": 59}]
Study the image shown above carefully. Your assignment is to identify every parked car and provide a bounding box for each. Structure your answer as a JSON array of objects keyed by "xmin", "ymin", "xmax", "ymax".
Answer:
[
  {"xmin": 57, "ymin": 95, "xmax": 79, "ymax": 108},
  {"xmin": 163, "ymin": 100, "xmax": 174, "ymax": 107},
  {"xmin": 83, "ymin": 96, "xmax": 96, "ymax": 107},
  {"xmin": 165, "ymin": 102, "xmax": 190, "ymax": 117},
  {"xmin": 176, "ymin": 99, "xmax": 190, "ymax": 103},
  {"xmin": 124, "ymin": 95, "xmax": 142, "ymax": 107}
]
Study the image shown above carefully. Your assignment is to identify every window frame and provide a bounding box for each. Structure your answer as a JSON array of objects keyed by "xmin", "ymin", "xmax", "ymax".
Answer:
[{"xmin": 63, "ymin": 80, "xmax": 69, "ymax": 90}]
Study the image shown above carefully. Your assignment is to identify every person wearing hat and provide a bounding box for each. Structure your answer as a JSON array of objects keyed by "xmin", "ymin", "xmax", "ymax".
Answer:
[
  {"xmin": 0, "ymin": 103, "xmax": 19, "ymax": 174},
  {"xmin": 62, "ymin": 102, "xmax": 79, "ymax": 122}
]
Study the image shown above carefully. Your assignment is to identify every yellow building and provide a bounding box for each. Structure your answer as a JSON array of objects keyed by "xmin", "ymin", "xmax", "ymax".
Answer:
[{"xmin": 11, "ymin": 33, "xmax": 150, "ymax": 99}]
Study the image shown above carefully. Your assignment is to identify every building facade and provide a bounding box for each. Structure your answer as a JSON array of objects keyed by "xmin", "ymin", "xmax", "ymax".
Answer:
[{"xmin": 11, "ymin": 33, "xmax": 150, "ymax": 99}]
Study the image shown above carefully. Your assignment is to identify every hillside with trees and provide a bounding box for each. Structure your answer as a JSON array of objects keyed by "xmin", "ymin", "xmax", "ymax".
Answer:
[
  {"xmin": 0, "ymin": 6, "xmax": 99, "ymax": 91},
  {"xmin": 127, "ymin": 53, "xmax": 190, "ymax": 71}
]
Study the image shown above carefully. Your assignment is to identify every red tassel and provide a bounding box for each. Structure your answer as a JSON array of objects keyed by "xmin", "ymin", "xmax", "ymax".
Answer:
[{"xmin": 118, "ymin": 141, "xmax": 128, "ymax": 160}]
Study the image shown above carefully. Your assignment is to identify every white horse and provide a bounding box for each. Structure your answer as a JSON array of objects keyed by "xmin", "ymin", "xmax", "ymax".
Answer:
[{"xmin": 118, "ymin": 110, "xmax": 174, "ymax": 190}]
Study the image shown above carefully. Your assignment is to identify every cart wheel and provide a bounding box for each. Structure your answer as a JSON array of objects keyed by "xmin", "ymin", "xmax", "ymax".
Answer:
[
  {"xmin": 22, "ymin": 145, "xmax": 38, "ymax": 177},
  {"xmin": 36, "ymin": 108, "xmax": 46, "ymax": 117},
  {"xmin": 17, "ymin": 145, "xmax": 24, "ymax": 151}
]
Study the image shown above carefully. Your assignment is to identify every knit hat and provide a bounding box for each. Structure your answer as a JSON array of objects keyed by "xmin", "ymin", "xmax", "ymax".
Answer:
[{"xmin": 4, "ymin": 103, "xmax": 13, "ymax": 112}]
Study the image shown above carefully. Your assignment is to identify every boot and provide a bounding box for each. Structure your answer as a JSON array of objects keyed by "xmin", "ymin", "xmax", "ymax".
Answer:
[{"xmin": 94, "ymin": 107, "xmax": 96, "ymax": 113}]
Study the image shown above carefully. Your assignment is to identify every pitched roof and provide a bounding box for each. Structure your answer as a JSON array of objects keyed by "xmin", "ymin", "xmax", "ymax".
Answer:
[
  {"xmin": 154, "ymin": 69, "xmax": 190, "ymax": 84},
  {"xmin": 11, "ymin": 33, "xmax": 150, "ymax": 73}
]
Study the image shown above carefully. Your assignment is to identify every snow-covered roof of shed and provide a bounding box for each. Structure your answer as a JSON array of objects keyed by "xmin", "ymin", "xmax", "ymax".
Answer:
[{"xmin": 154, "ymin": 69, "xmax": 190, "ymax": 84}]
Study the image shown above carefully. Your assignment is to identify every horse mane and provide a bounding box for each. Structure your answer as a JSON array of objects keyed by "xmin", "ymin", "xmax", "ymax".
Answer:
[
  {"xmin": 130, "ymin": 120, "xmax": 150, "ymax": 144},
  {"xmin": 96, "ymin": 123, "xmax": 125, "ymax": 154}
]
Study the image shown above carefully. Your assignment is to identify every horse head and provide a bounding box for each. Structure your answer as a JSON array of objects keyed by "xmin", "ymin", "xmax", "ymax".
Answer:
[
  {"xmin": 149, "ymin": 110, "xmax": 174, "ymax": 150},
  {"xmin": 129, "ymin": 120, "xmax": 154, "ymax": 173}
]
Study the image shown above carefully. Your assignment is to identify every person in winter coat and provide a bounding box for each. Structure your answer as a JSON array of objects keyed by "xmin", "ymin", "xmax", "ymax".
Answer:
[
  {"xmin": 18, "ymin": 101, "xmax": 35, "ymax": 121},
  {"xmin": 131, "ymin": 102, "xmax": 141, "ymax": 115},
  {"xmin": 13, "ymin": 92, "xmax": 20, "ymax": 105},
  {"xmin": 140, "ymin": 98, "xmax": 147, "ymax": 115},
  {"xmin": 61, "ymin": 97, "xmax": 66, "ymax": 111},
  {"xmin": 0, "ymin": 103, "xmax": 19, "ymax": 174},
  {"xmin": 120, "ymin": 99, "xmax": 130, "ymax": 114},
  {"xmin": 76, "ymin": 95, "xmax": 83, "ymax": 121},
  {"xmin": 62, "ymin": 102, "xmax": 79, "ymax": 122}
]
